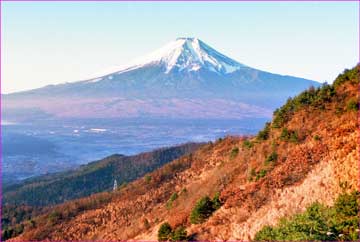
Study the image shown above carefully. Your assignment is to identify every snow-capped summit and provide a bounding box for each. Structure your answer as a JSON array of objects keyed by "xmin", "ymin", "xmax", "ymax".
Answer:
[
  {"xmin": 117, "ymin": 37, "xmax": 245, "ymax": 75},
  {"xmin": 4, "ymin": 37, "xmax": 319, "ymax": 122}
]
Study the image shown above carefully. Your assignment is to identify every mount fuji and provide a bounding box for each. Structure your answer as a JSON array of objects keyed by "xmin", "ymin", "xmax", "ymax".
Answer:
[{"xmin": 3, "ymin": 38, "xmax": 319, "ymax": 121}]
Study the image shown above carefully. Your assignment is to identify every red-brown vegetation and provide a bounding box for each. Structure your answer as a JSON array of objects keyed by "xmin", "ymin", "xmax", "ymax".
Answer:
[{"xmin": 9, "ymin": 66, "xmax": 359, "ymax": 241}]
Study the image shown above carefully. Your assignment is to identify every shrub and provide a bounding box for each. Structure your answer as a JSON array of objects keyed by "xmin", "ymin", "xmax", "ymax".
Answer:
[
  {"xmin": 254, "ymin": 226, "xmax": 277, "ymax": 241},
  {"xmin": 172, "ymin": 226, "xmax": 188, "ymax": 241},
  {"xmin": 332, "ymin": 191, "xmax": 359, "ymax": 240},
  {"xmin": 314, "ymin": 135, "xmax": 321, "ymax": 141},
  {"xmin": 181, "ymin": 188, "xmax": 187, "ymax": 194},
  {"xmin": 190, "ymin": 196, "xmax": 214, "ymax": 224},
  {"xmin": 333, "ymin": 65, "xmax": 359, "ymax": 89},
  {"xmin": 346, "ymin": 99, "xmax": 358, "ymax": 111},
  {"xmin": 230, "ymin": 147, "xmax": 239, "ymax": 159},
  {"xmin": 144, "ymin": 175, "xmax": 152, "ymax": 183},
  {"xmin": 242, "ymin": 140, "xmax": 253, "ymax": 149},
  {"xmin": 280, "ymin": 128, "xmax": 299, "ymax": 143},
  {"xmin": 265, "ymin": 152, "xmax": 278, "ymax": 166},
  {"xmin": 255, "ymin": 203, "xmax": 332, "ymax": 241},
  {"xmin": 157, "ymin": 223, "xmax": 188, "ymax": 241},
  {"xmin": 169, "ymin": 192, "xmax": 178, "ymax": 202},
  {"xmin": 272, "ymin": 98, "xmax": 295, "ymax": 128},
  {"xmin": 190, "ymin": 193, "xmax": 222, "ymax": 224},
  {"xmin": 48, "ymin": 211, "xmax": 61, "ymax": 224},
  {"xmin": 280, "ymin": 128, "xmax": 289, "ymax": 140},
  {"xmin": 212, "ymin": 192, "xmax": 222, "ymax": 210},
  {"xmin": 255, "ymin": 169, "xmax": 267, "ymax": 181},
  {"xmin": 166, "ymin": 192, "xmax": 178, "ymax": 209},
  {"xmin": 254, "ymin": 191, "xmax": 359, "ymax": 241},
  {"xmin": 271, "ymin": 75, "xmax": 349, "ymax": 128},
  {"xmin": 289, "ymin": 132, "xmax": 299, "ymax": 143},
  {"xmin": 2, "ymin": 224, "xmax": 24, "ymax": 240},
  {"xmin": 317, "ymin": 83, "xmax": 335, "ymax": 103},
  {"xmin": 257, "ymin": 122, "xmax": 271, "ymax": 141},
  {"xmin": 2, "ymin": 228, "xmax": 14, "ymax": 241},
  {"xmin": 27, "ymin": 219, "xmax": 36, "ymax": 228},
  {"xmin": 143, "ymin": 218, "xmax": 150, "ymax": 230},
  {"xmin": 248, "ymin": 168, "xmax": 256, "ymax": 181},
  {"xmin": 158, "ymin": 222, "xmax": 172, "ymax": 241},
  {"xmin": 334, "ymin": 191, "xmax": 358, "ymax": 216}
]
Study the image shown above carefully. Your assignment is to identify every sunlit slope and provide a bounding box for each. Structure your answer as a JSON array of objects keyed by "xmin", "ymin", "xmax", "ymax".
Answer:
[{"xmin": 10, "ymin": 66, "xmax": 358, "ymax": 241}]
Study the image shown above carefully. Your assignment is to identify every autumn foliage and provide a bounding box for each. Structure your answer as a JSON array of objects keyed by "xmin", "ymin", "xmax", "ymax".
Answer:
[{"xmin": 6, "ymin": 65, "xmax": 359, "ymax": 241}]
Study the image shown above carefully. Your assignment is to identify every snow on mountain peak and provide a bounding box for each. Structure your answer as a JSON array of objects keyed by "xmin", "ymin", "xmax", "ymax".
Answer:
[{"xmin": 117, "ymin": 38, "xmax": 245, "ymax": 75}]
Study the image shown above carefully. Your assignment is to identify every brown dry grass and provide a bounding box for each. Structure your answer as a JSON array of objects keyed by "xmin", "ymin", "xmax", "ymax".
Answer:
[{"xmin": 12, "ymin": 77, "xmax": 359, "ymax": 241}]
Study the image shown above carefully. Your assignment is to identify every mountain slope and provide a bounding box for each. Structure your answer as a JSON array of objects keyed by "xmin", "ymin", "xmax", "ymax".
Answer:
[
  {"xmin": 9, "ymin": 65, "xmax": 358, "ymax": 241},
  {"xmin": 3, "ymin": 38, "xmax": 318, "ymax": 121},
  {"xmin": 3, "ymin": 142, "xmax": 202, "ymax": 207}
]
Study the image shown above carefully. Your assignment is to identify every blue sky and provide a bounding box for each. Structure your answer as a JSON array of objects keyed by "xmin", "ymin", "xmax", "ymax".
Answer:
[{"xmin": 1, "ymin": 1, "xmax": 358, "ymax": 93}]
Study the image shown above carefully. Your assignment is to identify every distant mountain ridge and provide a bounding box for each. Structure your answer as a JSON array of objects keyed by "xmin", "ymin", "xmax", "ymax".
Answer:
[
  {"xmin": 3, "ymin": 38, "xmax": 319, "ymax": 121},
  {"xmin": 3, "ymin": 142, "xmax": 202, "ymax": 206}
]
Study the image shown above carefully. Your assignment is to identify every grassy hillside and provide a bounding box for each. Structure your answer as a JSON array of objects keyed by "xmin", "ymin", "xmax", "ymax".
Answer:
[{"xmin": 7, "ymin": 65, "xmax": 359, "ymax": 241}]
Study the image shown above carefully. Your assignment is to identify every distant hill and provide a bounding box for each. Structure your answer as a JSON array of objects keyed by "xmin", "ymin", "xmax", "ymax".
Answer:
[
  {"xmin": 3, "ymin": 38, "xmax": 319, "ymax": 122},
  {"xmin": 3, "ymin": 142, "xmax": 202, "ymax": 206},
  {"xmin": 7, "ymin": 66, "xmax": 358, "ymax": 241}
]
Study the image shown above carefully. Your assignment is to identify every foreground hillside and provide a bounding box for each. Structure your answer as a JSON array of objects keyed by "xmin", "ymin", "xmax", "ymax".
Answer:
[{"xmin": 9, "ymin": 66, "xmax": 359, "ymax": 241}]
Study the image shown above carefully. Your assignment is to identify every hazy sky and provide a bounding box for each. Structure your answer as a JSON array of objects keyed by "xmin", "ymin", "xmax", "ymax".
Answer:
[{"xmin": 2, "ymin": 1, "xmax": 358, "ymax": 93}]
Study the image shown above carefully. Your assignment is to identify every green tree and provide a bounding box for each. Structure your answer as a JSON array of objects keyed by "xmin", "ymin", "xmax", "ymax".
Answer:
[
  {"xmin": 48, "ymin": 211, "xmax": 61, "ymax": 224},
  {"xmin": 264, "ymin": 152, "xmax": 278, "ymax": 165},
  {"xmin": 166, "ymin": 192, "xmax": 179, "ymax": 209},
  {"xmin": 230, "ymin": 147, "xmax": 239, "ymax": 159},
  {"xmin": 212, "ymin": 192, "xmax": 222, "ymax": 210},
  {"xmin": 280, "ymin": 128, "xmax": 289, "ymax": 140},
  {"xmin": 313, "ymin": 135, "xmax": 321, "ymax": 141},
  {"xmin": 144, "ymin": 175, "xmax": 152, "ymax": 183},
  {"xmin": 257, "ymin": 122, "xmax": 271, "ymax": 141},
  {"xmin": 172, "ymin": 226, "xmax": 188, "ymax": 241},
  {"xmin": 190, "ymin": 196, "xmax": 215, "ymax": 224},
  {"xmin": 242, "ymin": 140, "xmax": 253, "ymax": 149},
  {"xmin": 346, "ymin": 99, "xmax": 358, "ymax": 111},
  {"xmin": 254, "ymin": 191, "xmax": 359, "ymax": 241},
  {"xmin": 254, "ymin": 226, "xmax": 277, "ymax": 240},
  {"xmin": 280, "ymin": 128, "xmax": 298, "ymax": 143},
  {"xmin": 255, "ymin": 169, "xmax": 267, "ymax": 181},
  {"xmin": 2, "ymin": 228, "xmax": 14, "ymax": 241},
  {"xmin": 158, "ymin": 222, "xmax": 172, "ymax": 241},
  {"xmin": 331, "ymin": 191, "xmax": 359, "ymax": 240}
]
